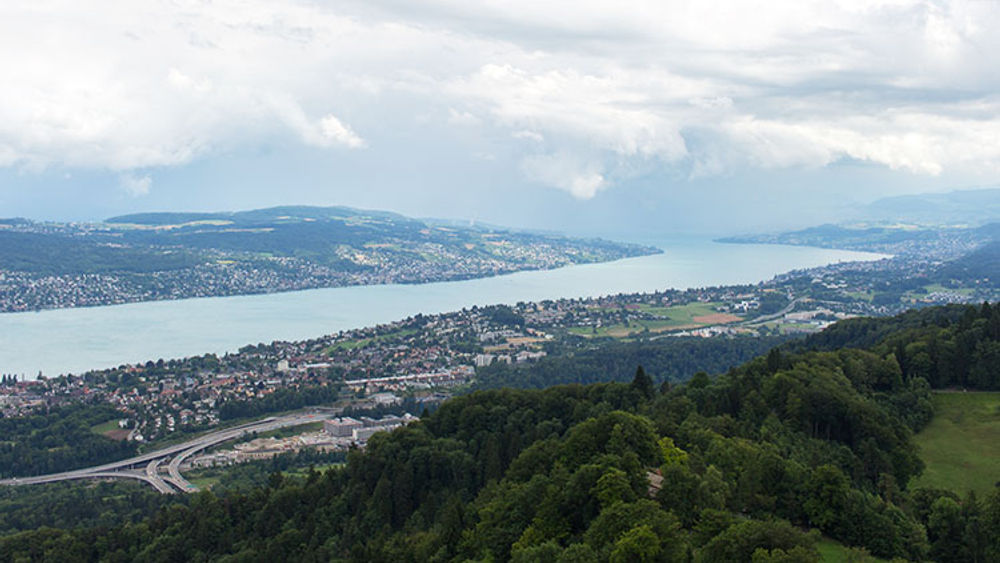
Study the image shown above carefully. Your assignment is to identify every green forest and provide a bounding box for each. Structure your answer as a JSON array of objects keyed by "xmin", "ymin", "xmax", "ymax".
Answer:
[
  {"xmin": 0, "ymin": 335, "xmax": 788, "ymax": 479},
  {"xmin": 0, "ymin": 405, "xmax": 137, "ymax": 478},
  {"xmin": 472, "ymin": 335, "xmax": 793, "ymax": 391},
  {"xmin": 800, "ymin": 302, "xmax": 1000, "ymax": 389},
  {"xmin": 1, "ymin": 303, "xmax": 998, "ymax": 561}
]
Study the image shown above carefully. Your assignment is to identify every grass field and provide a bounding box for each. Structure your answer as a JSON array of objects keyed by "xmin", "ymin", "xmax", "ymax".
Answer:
[
  {"xmin": 842, "ymin": 291, "xmax": 873, "ymax": 302},
  {"xmin": 816, "ymin": 537, "xmax": 886, "ymax": 562},
  {"xmin": 634, "ymin": 301, "xmax": 722, "ymax": 322},
  {"xmin": 923, "ymin": 283, "xmax": 975, "ymax": 296},
  {"xmin": 252, "ymin": 421, "xmax": 324, "ymax": 440},
  {"xmin": 912, "ymin": 392, "xmax": 1000, "ymax": 496},
  {"xmin": 90, "ymin": 419, "xmax": 130, "ymax": 441},
  {"xmin": 323, "ymin": 328, "xmax": 418, "ymax": 354},
  {"xmin": 568, "ymin": 302, "xmax": 734, "ymax": 338},
  {"xmin": 284, "ymin": 462, "xmax": 344, "ymax": 479},
  {"xmin": 90, "ymin": 419, "xmax": 121, "ymax": 435},
  {"xmin": 188, "ymin": 476, "xmax": 220, "ymax": 490}
]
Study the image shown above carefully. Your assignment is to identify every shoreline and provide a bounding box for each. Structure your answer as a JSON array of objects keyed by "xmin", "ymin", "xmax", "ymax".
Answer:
[
  {"xmin": 0, "ymin": 247, "xmax": 662, "ymax": 316},
  {"xmin": 0, "ymin": 241, "xmax": 886, "ymax": 379}
]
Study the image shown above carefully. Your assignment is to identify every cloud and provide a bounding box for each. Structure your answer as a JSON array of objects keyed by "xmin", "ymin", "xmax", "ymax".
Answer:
[
  {"xmin": 319, "ymin": 115, "xmax": 367, "ymax": 149},
  {"xmin": 0, "ymin": 1, "xmax": 375, "ymax": 174},
  {"xmin": 1, "ymin": 0, "xmax": 999, "ymax": 201},
  {"xmin": 521, "ymin": 153, "xmax": 607, "ymax": 199},
  {"xmin": 428, "ymin": 1, "xmax": 1000, "ymax": 197},
  {"xmin": 452, "ymin": 64, "xmax": 692, "ymax": 160},
  {"xmin": 119, "ymin": 173, "xmax": 152, "ymax": 197}
]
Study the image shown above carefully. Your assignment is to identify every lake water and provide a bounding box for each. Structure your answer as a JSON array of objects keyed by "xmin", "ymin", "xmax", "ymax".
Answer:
[{"xmin": 0, "ymin": 239, "xmax": 885, "ymax": 378}]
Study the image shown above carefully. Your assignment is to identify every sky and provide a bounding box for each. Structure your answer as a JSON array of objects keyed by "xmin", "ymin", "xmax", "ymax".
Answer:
[{"xmin": 1, "ymin": 0, "xmax": 999, "ymax": 235}]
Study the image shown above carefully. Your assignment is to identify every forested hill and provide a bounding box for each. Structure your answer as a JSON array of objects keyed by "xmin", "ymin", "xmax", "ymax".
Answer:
[
  {"xmin": 0, "ymin": 206, "xmax": 658, "ymax": 312},
  {"xmin": 798, "ymin": 301, "xmax": 1000, "ymax": 389},
  {"xmin": 4, "ymin": 303, "xmax": 1000, "ymax": 561}
]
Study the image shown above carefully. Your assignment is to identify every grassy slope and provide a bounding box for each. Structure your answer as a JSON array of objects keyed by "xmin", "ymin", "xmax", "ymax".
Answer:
[
  {"xmin": 89, "ymin": 419, "xmax": 121, "ymax": 435},
  {"xmin": 912, "ymin": 392, "xmax": 1000, "ymax": 496},
  {"xmin": 817, "ymin": 537, "xmax": 887, "ymax": 562}
]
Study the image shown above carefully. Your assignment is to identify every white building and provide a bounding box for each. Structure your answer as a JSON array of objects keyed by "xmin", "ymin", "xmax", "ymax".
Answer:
[{"xmin": 324, "ymin": 417, "xmax": 364, "ymax": 437}]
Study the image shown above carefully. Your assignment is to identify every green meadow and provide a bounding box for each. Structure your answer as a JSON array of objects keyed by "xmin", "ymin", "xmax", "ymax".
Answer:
[
  {"xmin": 816, "ymin": 537, "xmax": 886, "ymax": 562},
  {"xmin": 912, "ymin": 392, "xmax": 1000, "ymax": 496}
]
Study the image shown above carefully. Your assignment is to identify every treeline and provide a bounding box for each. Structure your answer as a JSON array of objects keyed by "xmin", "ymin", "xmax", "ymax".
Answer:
[
  {"xmin": 0, "ymin": 450, "xmax": 347, "ymax": 537},
  {"xmin": 209, "ymin": 450, "xmax": 347, "ymax": 493},
  {"xmin": 0, "ymin": 481, "xmax": 169, "ymax": 536},
  {"xmin": 0, "ymin": 405, "xmax": 136, "ymax": 478},
  {"xmin": 802, "ymin": 302, "xmax": 1000, "ymax": 389},
  {"xmin": 3, "ymin": 307, "xmax": 992, "ymax": 561},
  {"xmin": 218, "ymin": 385, "xmax": 342, "ymax": 421},
  {"xmin": 472, "ymin": 335, "xmax": 792, "ymax": 391}
]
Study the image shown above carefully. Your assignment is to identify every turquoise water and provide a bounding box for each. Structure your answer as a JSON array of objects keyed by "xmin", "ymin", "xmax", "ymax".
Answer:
[{"xmin": 0, "ymin": 239, "xmax": 885, "ymax": 378}]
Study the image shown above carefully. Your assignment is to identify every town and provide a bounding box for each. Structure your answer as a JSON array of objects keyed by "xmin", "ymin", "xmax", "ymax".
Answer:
[
  {"xmin": 1, "ymin": 241, "xmax": 995, "ymax": 454},
  {"xmin": 0, "ymin": 210, "xmax": 657, "ymax": 313}
]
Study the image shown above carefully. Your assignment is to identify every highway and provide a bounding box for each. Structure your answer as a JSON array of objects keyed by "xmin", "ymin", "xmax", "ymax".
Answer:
[
  {"xmin": 0, "ymin": 412, "xmax": 329, "ymax": 494},
  {"xmin": 145, "ymin": 458, "xmax": 174, "ymax": 494},
  {"xmin": 741, "ymin": 297, "xmax": 804, "ymax": 326}
]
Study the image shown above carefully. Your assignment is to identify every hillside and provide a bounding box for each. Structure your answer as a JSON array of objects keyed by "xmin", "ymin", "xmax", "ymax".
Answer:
[
  {"xmin": 860, "ymin": 187, "xmax": 1000, "ymax": 226},
  {"xmin": 3, "ymin": 303, "xmax": 1000, "ymax": 561},
  {"xmin": 0, "ymin": 206, "xmax": 658, "ymax": 312},
  {"xmin": 718, "ymin": 221, "xmax": 997, "ymax": 259},
  {"xmin": 911, "ymin": 392, "xmax": 1000, "ymax": 496}
]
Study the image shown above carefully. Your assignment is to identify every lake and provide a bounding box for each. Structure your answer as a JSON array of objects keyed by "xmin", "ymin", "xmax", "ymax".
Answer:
[{"xmin": 0, "ymin": 239, "xmax": 885, "ymax": 378}]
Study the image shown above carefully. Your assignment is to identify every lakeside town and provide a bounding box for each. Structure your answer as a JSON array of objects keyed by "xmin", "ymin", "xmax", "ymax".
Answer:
[
  {"xmin": 0, "ymin": 238, "xmax": 654, "ymax": 313},
  {"xmin": 0, "ymin": 210, "xmax": 657, "ymax": 313},
  {"xmin": 1, "ymin": 241, "xmax": 995, "ymax": 452}
]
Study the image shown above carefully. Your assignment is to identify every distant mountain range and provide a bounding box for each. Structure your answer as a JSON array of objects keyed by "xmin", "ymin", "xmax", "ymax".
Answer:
[
  {"xmin": 856, "ymin": 187, "xmax": 1000, "ymax": 226},
  {"xmin": 718, "ymin": 221, "xmax": 997, "ymax": 259},
  {"xmin": 0, "ymin": 206, "xmax": 659, "ymax": 312},
  {"xmin": 719, "ymin": 187, "xmax": 999, "ymax": 258}
]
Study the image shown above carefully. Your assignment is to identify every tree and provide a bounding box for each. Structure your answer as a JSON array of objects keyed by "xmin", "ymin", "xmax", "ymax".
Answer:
[
  {"xmin": 593, "ymin": 468, "xmax": 635, "ymax": 509},
  {"xmin": 610, "ymin": 524, "xmax": 661, "ymax": 562},
  {"xmin": 699, "ymin": 520, "xmax": 818, "ymax": 563},
  {"xmin": 928, "ymin": 497, "xmax": 966, "ymax": 563},
  {"xmin": 659, "ymin": 437, "xmax": 689, "ymax": 467},
  {"xmin": 631, "ymin": 365, "xmax": 655, "ymax": 401}
]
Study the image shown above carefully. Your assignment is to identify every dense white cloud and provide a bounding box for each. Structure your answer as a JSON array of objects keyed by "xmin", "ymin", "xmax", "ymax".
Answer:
[{"xmin": 1, "ymin": 0, "xmax": 999, "ymax": 199}]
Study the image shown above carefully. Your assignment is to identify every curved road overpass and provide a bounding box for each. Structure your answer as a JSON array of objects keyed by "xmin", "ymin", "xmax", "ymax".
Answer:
[{"xmin": 0, "ymin": 413, "xmax": 328, "ymax": 494}]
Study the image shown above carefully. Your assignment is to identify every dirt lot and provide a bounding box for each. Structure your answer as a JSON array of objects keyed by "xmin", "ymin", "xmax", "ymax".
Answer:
[
  {"xmin": 692, "ymin": 313, "xmax": 742, "ymax": 324},
  {"xmin": 103, "ymin": 429, "xmax": 131, "ymax": 441}
]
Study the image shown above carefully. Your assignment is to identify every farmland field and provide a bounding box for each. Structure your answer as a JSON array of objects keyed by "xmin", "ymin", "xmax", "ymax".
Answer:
[{"xmin": 568, "ymin": 302, "xmax": 738, "ymax": 338}]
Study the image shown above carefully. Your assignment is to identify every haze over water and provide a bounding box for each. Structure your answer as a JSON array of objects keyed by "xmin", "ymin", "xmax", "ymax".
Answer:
[{"xmin": 0, "ymin": 239, "xmax": 885, "ymax": 379}]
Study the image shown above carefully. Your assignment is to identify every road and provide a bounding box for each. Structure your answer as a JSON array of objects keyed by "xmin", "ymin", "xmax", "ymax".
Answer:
[
  {"xmin": 741, "ymin": 297, "xmax": 803, "ymax": 326},
  {"xmin": 0, "ymin": 412, "xmax": 329, "ymax": 494},
  {"xmin": 145, "ymin": 458, "xmax": 173, "ymax": 494}
]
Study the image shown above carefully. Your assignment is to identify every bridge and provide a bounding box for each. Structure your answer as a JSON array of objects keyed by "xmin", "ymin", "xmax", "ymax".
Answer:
[{"xmin": 0, "ymin": 412, "xmax": 330, "ymax": 494}]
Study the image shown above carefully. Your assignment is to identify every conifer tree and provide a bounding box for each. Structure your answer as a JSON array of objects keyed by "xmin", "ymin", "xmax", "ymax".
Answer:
[{"xmin": 631, "ymin": 365, "xmax": 654, "ymax": 400}]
